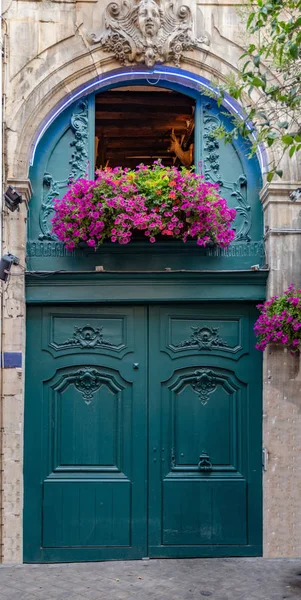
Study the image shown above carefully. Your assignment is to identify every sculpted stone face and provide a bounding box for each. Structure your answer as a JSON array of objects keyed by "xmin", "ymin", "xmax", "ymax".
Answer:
[{"xmin": 138, "ymin": 0, "xmax": 161, "ymax": 38}]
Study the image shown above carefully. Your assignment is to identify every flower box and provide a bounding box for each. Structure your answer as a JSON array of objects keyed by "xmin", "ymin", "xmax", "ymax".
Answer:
[{"xmin": 52, "ymin": 161, "xmax": 236, "ymax": 252}]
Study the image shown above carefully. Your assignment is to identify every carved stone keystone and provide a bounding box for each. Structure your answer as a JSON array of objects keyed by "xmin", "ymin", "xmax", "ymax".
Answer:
[{"xmin": 87, "ymin": 0, "xmax": 210, "ymax": 67}]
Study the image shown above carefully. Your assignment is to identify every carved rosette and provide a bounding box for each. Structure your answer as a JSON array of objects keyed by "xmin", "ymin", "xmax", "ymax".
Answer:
[
  {"xmin": 191, "ymin": 368, "xmax": 218, "ymax": 405},
  {"xmin": 175, "ymin": 326, "xmax": 228, "ymax": 351},
  {"xmin": 87, "ymin": 0, "xmax": 210, "ymax": 68}
]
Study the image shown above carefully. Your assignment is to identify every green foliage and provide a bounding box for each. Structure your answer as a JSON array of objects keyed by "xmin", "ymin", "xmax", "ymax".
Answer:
[{"xmin": 208, "ymin": 0, "xmax": 301, "ymax": 179}]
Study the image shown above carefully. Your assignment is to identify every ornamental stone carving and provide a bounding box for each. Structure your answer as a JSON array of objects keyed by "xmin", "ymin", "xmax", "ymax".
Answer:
[{"xmin": 87, "ymin": 0, "xmax": 210, "ymax": 67}]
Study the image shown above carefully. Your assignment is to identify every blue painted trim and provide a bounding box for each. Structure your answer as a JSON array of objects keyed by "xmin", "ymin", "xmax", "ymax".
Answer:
[
  {"xmin": 3, "ymin": 352, "xmax": 23, "ymax": 368},
  {"xmin": 30, "ymin": 66, "xmax": 267, "ymax": 173}
]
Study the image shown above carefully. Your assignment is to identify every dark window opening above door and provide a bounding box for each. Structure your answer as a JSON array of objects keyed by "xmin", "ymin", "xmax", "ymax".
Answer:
[{"xmin": 95, "ymin": 86, "xmax": 195, "ymax": 170}]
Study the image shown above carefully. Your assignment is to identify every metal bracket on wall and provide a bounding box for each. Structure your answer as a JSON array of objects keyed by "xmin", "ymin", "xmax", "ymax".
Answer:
[{"xmin": 262, "ymin": 447, "xmax": 268, "ymax": 471}]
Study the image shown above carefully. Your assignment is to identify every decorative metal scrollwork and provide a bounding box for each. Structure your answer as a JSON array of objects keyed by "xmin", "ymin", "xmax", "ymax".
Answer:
[
  {"xmin": 69, "ymin": 100, "xmax": 89, "ymax": 182},
  {"xmin": 230, "ymin": 174, "xmax": 251, "ymax": 241},
  {"xmin": 175, "ymin": 326, "xmax": 228, "ymax": 351},
  {"xmin": 191, "ymin": 368, "xmax": 218, "ymax": 406},
  {"xmin": 203, "ymin": 105, "xmax": 252, "ymax": 242},
  {"xmin": 38, "ymin": 100, "xmax": 89, "ymax": 240},
  {"xmin": 39, "ymin": 173, "xmax": 66, "ymax": 240}
]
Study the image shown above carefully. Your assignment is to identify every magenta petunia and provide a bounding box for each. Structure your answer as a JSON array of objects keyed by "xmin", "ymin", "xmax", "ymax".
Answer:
[
  {"xmin": 52, "ymin": 161, "xmax": 236, "ymax": 251},
  {"xmin": 254, "ymin": 284, "xmax": 301, "ymax": 354}
]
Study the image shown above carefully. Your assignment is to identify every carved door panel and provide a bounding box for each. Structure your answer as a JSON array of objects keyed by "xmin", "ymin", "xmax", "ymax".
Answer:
[
  {"xmin": 24, "ymin": 302, "xmax": 262, "ymax": 562},
  {"xmin": 24, "ymin": 305, "xmax": 147, "ymax": 562},
  {"xmin": 148, "ymin": 304, "xmax": 262, "ymax": 557}
]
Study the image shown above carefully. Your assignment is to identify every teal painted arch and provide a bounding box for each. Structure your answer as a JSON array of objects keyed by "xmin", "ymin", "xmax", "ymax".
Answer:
[
  {"xmin": 27, "ymin": 66, "xmax": 265, "ymax": 273},
  {"xmin": 30, "ymin": 66, "xmax": 267, "ymax": 173}
]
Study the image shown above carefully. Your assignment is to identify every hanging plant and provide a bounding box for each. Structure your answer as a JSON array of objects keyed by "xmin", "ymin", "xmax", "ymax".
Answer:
[
  {"xmin": 51, "ymin": 161, "xmax": 236, "ymax": 251},
  {"xmin": 254, "ymin": 285, "xmax": 301, "ymax": 354}
]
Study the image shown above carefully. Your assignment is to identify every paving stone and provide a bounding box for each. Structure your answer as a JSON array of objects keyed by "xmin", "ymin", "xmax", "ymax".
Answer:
[{"xmin": 1, "ymin": 559, "xmax": 301, "ymax": 600}]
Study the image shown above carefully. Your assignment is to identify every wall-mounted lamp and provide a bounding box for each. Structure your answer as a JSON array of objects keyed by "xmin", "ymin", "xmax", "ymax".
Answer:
[
  {"xmin": 290, "ymin": 188, "xmax": 301, "ymax": 202},
  {"xmin": 4, "ymin": 186, "xmax": 23, "ymax": 212},
  {"xmin": 0, "ymin": 254, "xmax": 20, "ymax": 282}
]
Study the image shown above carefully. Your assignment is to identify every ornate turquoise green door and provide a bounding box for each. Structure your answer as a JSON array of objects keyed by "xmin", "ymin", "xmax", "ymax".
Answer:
[
  {"xmin": 24, "ymin": 302, "xmax": 262, "ymax": 562},
  {"xmin": 148, "ymin": 303, "xmax": 262, "ymax": 557},
  {"xmin": 24, "ymin": 305, "xmax": 148, "ymax": 562}
]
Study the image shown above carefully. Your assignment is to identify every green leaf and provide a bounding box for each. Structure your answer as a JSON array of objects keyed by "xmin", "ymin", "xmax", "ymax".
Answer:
[
  {"xmin": 289, "ymin": 146, "xmax": 296, "ymax": 157},
  {"xmin": 282, "ymin": 135, "xmax": 294, "ymax": 145},
  {"xmin": 247, "ymin": 13, "xmax": 255, "ymax": 28},
  {"xmin": 253, "ymin": 55, "xmax": 261, "ymax": 67},
  {"xmin": 251, "ymin": 76, "xmax": 264, "ymax": 87},
  {"xmin": 289, "ymin": 43, "xmax": 298, "ymax": 59},
  {"xmin": 294, "ymin": 16, "xmax": 301, "ymax": 29},
  {"xmin": 267, "ymin": 172, "xmax": 274, "ymax": 182},
  {"xmin": 276, "ymin": 170, "xmax": 283, "ymax": 178}
]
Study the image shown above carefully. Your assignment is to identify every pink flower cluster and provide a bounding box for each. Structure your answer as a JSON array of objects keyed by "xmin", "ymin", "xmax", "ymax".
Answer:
[
  {"xmin": 51, "ymin": 162, "xmax": 236, "ymax": 251},
  {"xmin": 254, "ymin": 284, "xmax": 301, "ymax": 354}
]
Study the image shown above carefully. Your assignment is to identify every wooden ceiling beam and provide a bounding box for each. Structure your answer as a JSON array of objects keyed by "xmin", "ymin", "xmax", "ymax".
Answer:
[
  {"xmin": 95, "ymin": 111, "xmax": 191, "ymax": 120},
  {"xmin": 104, "ymin": 139, "xmax": 169, "ymax": 148},
  {"xmin": 95, "ymin": 127, "xmax": 188, "ymax": 136},
  {"xmin": 106, "ymin": 151, "xmax": 172, "ymax": 158},
  {"xmin": 95, "ymin": 93, "xmax": 194, "ymax": 107},
  {"xmin": 96, "ymin": 122, "xmax": 189, "ymax": 131}
]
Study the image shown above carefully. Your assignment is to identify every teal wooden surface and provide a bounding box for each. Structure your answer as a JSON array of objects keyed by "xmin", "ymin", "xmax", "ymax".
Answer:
[
  {"xmin": 25, "ymin": 271, "xmax": 268, "ymax": 304},
  {"xmin": 24, "ymin": 305, "xmax": 148, "ymax": 562},
  {"xmin": 148, "ymin": 303, "xmax": 262, "ymax": 558},
  {"xmin": 24, "ymin": 302, "xmax": 262, "ymax": 562}
]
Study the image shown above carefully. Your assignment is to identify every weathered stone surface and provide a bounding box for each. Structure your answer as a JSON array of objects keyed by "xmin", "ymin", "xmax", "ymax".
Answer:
[{"xmin": 86, "ymin": 0, "xmax": 210, "ymax": 67}]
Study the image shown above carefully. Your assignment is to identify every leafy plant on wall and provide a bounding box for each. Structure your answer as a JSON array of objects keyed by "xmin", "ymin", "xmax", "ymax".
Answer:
[
  {"xmin": 207, "ymin": 0, "xmax": 301, "ymax": 181},
  {"xmin": 51, "ymin": 161, "xmax": 236, "ymax": 250}
]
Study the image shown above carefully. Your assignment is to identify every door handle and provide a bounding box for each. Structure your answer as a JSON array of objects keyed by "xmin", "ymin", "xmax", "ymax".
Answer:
[{"xmin": 198, "ymin": 452, "xmax": 212, "ymax": 472}]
